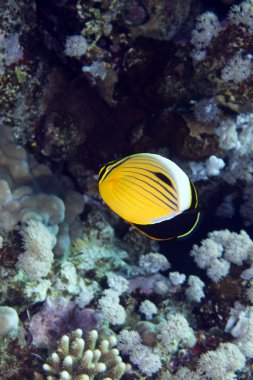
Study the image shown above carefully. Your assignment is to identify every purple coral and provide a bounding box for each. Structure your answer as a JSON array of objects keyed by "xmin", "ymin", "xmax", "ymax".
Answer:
[{"xmin": 29, "ymin": 297, "xmax": 98, "ymax": 348}]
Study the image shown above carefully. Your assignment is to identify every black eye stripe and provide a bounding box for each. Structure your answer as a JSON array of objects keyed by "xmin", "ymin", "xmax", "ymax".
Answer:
[
  {"xmin": 99, "ymin": 157, "xmax": 131, "ymax": 182},
  {"xmin": 98, "ymin": 166, "xmax": 107, "ymax": 181}
]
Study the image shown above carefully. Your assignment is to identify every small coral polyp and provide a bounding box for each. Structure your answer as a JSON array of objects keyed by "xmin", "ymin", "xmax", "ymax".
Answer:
[{"xmin": 43, "ymin": 328, "xmax": 129, "ymax": 380}]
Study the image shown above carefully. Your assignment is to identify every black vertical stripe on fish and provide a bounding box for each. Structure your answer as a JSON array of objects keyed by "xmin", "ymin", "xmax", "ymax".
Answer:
[
  {"xmin": 123, "ymin": 175, "xmax": 178, "ymax": 210},
  {"xmin": 131, "ymin": 209, "xmax": 200, "ymax": 240},
  {"xmin": 120, "ymin": 167, "xmax": 177, "ymax": 201},
  {"xmin": 121, "ymin": 167, "xmax": 177, "ymax": 200},
  {"xmin": 113, "ymin": 181, "xmax": 154, "ymax": 212},
  {"xmin": 115, "ymin": 182, "xmax": 154, "ymax": 210},
  {"xmin": 117, "ymin": 181, "xmax": 167, "ymax": 210},
  {"xmin": 123, "ymin": 160, "xmax": 177, "ymax": 188},
  {"xmin": 111, "ymin": 185, "xmax": 137, "ymax": 211},
  {"xmin": 128, "ymin": 172, "xmax": 178, "ymax": 208},
  {"xmin": 122, "ymin": 177, "xmax": 175, "ymax": 211}
]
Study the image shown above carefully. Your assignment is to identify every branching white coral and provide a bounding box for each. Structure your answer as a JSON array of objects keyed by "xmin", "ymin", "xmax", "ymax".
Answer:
[
  {"xmin": 43, "ymin": 328, "xmax": 130, "ymax": 380},
  {"xmin": 106, "ymin": 273, "xmax": 129, "ymax": 295},
  {"xmin": 190, "ymin": 229, "xmax": 253, "ymax": 282},
  {"xmin": 16, "ymin": 219, "xmax": 55, "ymax": 279},
  {"xmin": 189, "ymin": 155, "xmax": 225, "ymax": 181},
  {"xmin": 226, "ymin": 304, "xmax": 253, "ymax": 358},
  {"xmin": 117, "ymin": 330, "xmax": 161, "ymax": 376},
  {"xmin": 138, "ymin": 252, "xmax": 170, "ymax": 274},
  {"xmin": 185, "ymin": 275, "xmax": 205, "ymax": 302},
  {"xmin": 191, "ymin": 12, "xmax": 220, "ymax": 48},
  {"xmin": 169, "ymin": 272, "xmax": 186, "ymax": 286},
  {"xmin": 215, "ymin": 113, "xmax": 253, "ymax": 183},
  {"xmin": 139, "ymin": 300, "xmax": 158, "ymax": 320},
  {"xmin": 225, "ymin": 303, "xmax": 250, "ymax": 336},
  {"xmin": 210, "ymin": 229, "xmax": 253, "ymax": 265},
  {"xmin": 215, "ymin": 118, "xmax": 240, "ymax": 151},
  {"xmin": 221, "ymin": 53, "xmax": 252, "ymax": 83},
  {"xmin": 190, "ymin": 237, "xmax": 223, "ymax": 269},
  {"xmin": 206, "ymin": 258, "xmax": 230, "ymax": 283},
  {"xmin": 197, "ymin": 342, "xmax": 246, "ymax": 380},
  {"xmin": 129, "ymin": 345, "xmax": 162, "ymax": 376},
  {"xmin": 64, "ymin": 35, "xmax": 88, "ymax": 58},
  {"xmin": 191, "ymin": 12, "xmax": 220, "ymax": 62},
  {"xmin": 117, "ymin": 330, "xmax": 141, "ymax": 354},
  {"xmin": 228, "ymin": 0, "xmax": 253, "ymax": 32},
  {"xmin": 82, "ymin": 61, "xmax": 107, "ymax": 80},
  {"xmin": 157, "ymin": 313, "xmax": 196, "ymax": 353},
  {"xmin": 98, "ymin": 289, "xmax": 126, "ymax": 325},
  {"xmin": 75, "ymin": 287, "xmax": 95, "ymax": 308},
  {"xmin": 193, "ymin": 97, "xmax": 221, "ymax": 125}
]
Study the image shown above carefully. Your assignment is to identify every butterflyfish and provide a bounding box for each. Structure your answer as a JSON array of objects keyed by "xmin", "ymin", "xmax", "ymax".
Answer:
[{"xmin": 98, "ymin": 153, "xmax": 199, "ymax": 240}]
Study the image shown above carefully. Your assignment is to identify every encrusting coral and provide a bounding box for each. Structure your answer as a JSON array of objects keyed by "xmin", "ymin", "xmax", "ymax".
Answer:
[
  {"xmin": 0, "ymin": 306, "xmax": 19, "ymax": 336},
  {"xmin": 43, "ymin": 328, "xmax": 130, "ymax": 380}
]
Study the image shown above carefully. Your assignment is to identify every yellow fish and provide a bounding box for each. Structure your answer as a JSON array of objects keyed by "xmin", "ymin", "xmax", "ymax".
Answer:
[{"xmin": 98, "ymin": 153, "xmax": 199, "ymax": 240}]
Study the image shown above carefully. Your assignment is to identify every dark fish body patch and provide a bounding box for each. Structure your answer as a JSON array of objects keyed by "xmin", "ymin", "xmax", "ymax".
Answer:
[{"xmin": 132, "ymin": 210, "xmax": 200, "ymax": 240}]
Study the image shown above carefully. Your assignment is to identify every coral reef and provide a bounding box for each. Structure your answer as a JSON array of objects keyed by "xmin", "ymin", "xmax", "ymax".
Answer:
[
  {"xmin": 0, "ymin": 123, "xmax": 84, "ymax": 257},
  {"xmin": 1, "ymin": 0, "xmax": 253, "ymax": 379}
]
